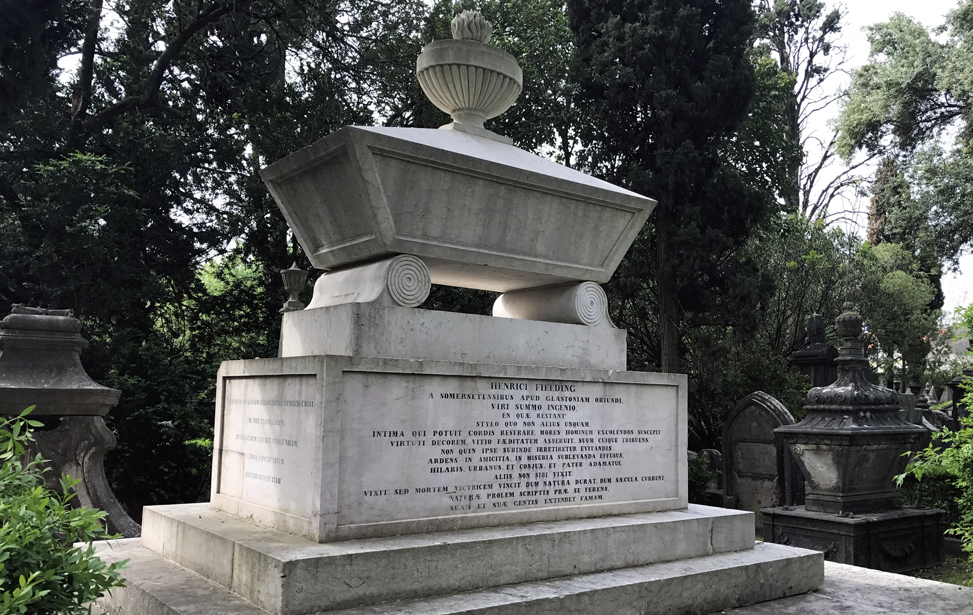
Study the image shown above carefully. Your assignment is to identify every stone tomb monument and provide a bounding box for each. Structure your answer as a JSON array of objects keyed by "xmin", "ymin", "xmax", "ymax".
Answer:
[
  {"xmin": 0, "ymin": 305, "xmax": 140, "ymax": 538},
  {"xmin": 722, "ymin": 392, "xmax": 803, "ymax": 524},
  {"xmin": 96, "ymin": 11, "xmax": 822, "ymax": 614},
  {"xmin": 764, "ymin": 305, "xmax": 944, "ymax": 573}
]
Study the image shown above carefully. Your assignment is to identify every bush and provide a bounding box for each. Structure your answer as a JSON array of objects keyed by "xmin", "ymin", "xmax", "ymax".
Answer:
[
  {"xmin": 0, "ymin": 408, "xmax": 126, "ymax": 614},
  {"xmin": 897, "ymin": 386, "xmax": 973, "ymax": 585}
]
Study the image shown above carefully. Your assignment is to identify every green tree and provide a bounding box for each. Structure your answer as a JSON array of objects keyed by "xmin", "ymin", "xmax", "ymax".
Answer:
[
  {"xmin": 567, "ymin": 0, "xmax": 766, "ymax": 373},
  {"xmin": 754, "ymin": 0, "xmax": 868, "ymax": 220},
  {"xmin": 0, "ymin": 0, "xmax": 427, "ymax": 515},
  {"xmin": 853, "ymin": 242, "xmax": 940, "ymax": 384},
  {"xmin": 838, "ymin": 3, "xmax": 973, "ymax": 264}
]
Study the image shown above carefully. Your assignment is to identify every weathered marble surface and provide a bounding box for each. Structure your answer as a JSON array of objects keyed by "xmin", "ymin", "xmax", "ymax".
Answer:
[
  {"xmin": 211, "ymin": 355, "xmax": 687, "ymax": 541},
  {"xmin": 259, "ymin": 126, "xmax": 655, "ymax": 292},
  {"xmin": 94, "ymin": 535, "xmax": 823, "ymax": 615},
  {"xmin": 305, "ymin": 254, "xmax": 430, "ymax": 310},
  {"xmin": 717, "ymin": 561, "xmax": 973, "ymax": 615},
  {"xmin": 722, "ymin": 391, "xmax": 802, "ymax": 523},
  {"xmin": 279, "ymin": 302, "xmax": 627, "ymax": 370},
  {"xmin": 493, "ymin": 281, "xmax": 610, "ymax": 326},
  {"xmin": 136, "ymin": 503, "xmax": 755, "ymax": 615}
]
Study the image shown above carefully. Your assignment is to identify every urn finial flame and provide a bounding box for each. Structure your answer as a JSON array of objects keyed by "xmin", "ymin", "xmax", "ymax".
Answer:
[{"xmin": 451, "ymin": 10, "xmax": 492, "ymax": 43}]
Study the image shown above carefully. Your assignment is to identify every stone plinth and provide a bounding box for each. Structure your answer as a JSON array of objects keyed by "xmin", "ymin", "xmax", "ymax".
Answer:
[
  {"xmin": 761, "ymin": 506, "xmax": 945, "ymax": 573},
  {"xmin": 95, "ymin": 504, "xmax": 824, "ymax": 615},
  {"xmin": 279, "ymin": 302, "xmax": 626, "ymax": 370},
  {"xmin": 0, "ymin": 306, "xmax": 120, "ymax": 415},
  {"xmin": 211, "ymin": 354, "xmax": 687, "ymax": 542}
]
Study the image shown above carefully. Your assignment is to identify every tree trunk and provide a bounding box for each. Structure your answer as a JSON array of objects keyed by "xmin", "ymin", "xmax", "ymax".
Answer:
[{"xmin": 656, "ymin": 202, "xmax": 680, "ymax": 373}]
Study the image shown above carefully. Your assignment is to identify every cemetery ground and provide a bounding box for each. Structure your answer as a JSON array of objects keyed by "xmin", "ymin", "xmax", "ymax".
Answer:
[{"xmin": 909, "ymin": 551, "xmax": 973, "ymax": 586}]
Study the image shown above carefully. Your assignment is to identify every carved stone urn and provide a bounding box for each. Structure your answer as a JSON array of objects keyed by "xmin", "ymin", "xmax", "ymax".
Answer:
[
  {"xmin": 416, "ymin": 10, "xmax": 523, "ymax": 137},
  {"xmin": 775, "ymin": 303, "xmax": 927, "ymax": 514},
  {"xmin": 0, "ymin": 305, "xmax": 140, "ymax": 537}
]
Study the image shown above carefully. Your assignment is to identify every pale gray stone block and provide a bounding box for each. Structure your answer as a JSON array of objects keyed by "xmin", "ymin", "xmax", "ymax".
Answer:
[
  {"xmin": 140, "ymin": 504, "xmax": 755, "ymax": 614},
  {"xmin": 210, "ymin": 356, "xmax": 688, "ymax": 542},
  {"xmin": 95, "ymin": 538, "xmax": 822, "ymax": 615},
  {"xmin": 279, "ymin": 303, "xmax": 627, "ymax": 370},
  {"xmin": 714, "ymin": 560, "xmax": 973, "ymax": 614},
  {"xmin": 259, "ymin": 127, "xmax": 655, "ymax": 292}
]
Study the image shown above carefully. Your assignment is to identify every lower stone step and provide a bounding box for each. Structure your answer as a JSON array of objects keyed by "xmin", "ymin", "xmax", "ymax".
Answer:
[
  {"xmin": 138, "ymin": 503, "xmax": 757, "ymax": 614},
  {"xmin": 95, "ymin": 539, "xmax": 822, "ymax": 615},
  {"xmin": 95, "ymin": 539, "xmax": 267, "ymax": 615}
]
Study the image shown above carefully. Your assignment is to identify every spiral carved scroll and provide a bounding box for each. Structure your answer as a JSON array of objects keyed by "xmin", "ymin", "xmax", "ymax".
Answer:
[
  {"xmin": 386, "ymin": 255, "xmax": 431, "ymax": 308},
  {"xmin": 572, "ymin": 282, "xmax": 608, "ymax": 326}
]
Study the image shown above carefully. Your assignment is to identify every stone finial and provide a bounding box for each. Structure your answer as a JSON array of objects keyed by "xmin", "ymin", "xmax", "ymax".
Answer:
[
  {"xmin": 835, "ymin": 302, "xmax": 861, "ymax": 342},
  {"xmin": 451, "ymin": 10, "xmax": 492, "ymax": 43},
  {"xmin": 280, "ymin": 262, "xmax": 308, "ymax": 313},
  {"xmin": 416, "ymin": 8, "xmax": 522, "ymax": 142}
]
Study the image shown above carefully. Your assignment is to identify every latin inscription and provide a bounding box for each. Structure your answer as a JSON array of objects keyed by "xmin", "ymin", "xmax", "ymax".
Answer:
[
  {"xmin": 339, "ymin": 375, "xmax": 678, "ymax": 525},
  {"xmin": 218, "ymin": 375, "xmax": 316, "ymax": 518}
]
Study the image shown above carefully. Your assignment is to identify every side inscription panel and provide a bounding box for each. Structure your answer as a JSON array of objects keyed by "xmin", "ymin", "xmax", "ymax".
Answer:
[{"xmin": 218, "ymin": 375, "xmax": 317, "ymax": 519}]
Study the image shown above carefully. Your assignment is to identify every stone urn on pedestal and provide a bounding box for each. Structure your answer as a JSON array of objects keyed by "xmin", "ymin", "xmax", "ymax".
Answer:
[
  {"xmin": 0, "ymin": 305, "xmax": 140, "ymax": 537},
  {"xmin": 763, "ymin": 303, "xmax": 944, "ymax": 572}
]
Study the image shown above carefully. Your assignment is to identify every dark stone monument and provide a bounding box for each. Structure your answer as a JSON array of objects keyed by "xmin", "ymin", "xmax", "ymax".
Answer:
[
  {"xmin": 789, "ymin": 314, "xmax": 838, "ymax": 388},
  {"xmin": 722, "ymin": 392, "xmax": 804, "ymax": 524},
  {"xmin": 947, "ymin": 368, "xmax": 972, "ymax": 432},
  {"xmin": 0, "ymin": 305, "xmax": 140, "ymax": 537},
  {"xmin": 695, "ymin": 448, "xmax": 724, "ymax": 506},
  {"xmin": 763, "ymin": 304, "xmax": 944, "ymax": 573}
]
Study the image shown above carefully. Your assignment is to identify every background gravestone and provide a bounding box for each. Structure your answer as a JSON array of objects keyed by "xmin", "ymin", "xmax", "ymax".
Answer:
[
  {"xmin": 788, "ymin": 314, "xmax": 838, "ymax": 388},
  {"xmin": 722, "ymin": 391, "xmax": 803, "ymax": 524}
]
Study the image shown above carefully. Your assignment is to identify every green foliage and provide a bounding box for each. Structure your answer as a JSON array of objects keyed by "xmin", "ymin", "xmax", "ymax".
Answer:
[
  {"xmin": 897, "ymin": 388, "xmax": 973, "ymax": 584},
  {"xmin": 681, "ymin": 214, "xmax": 844, "ymax": 450},
  {"xmin": 687, "ymin": 454, "xmax": 716, "ymax": 505},
  {"xmin": 838, "ymin": 3, "xmax": 973, "ymax": 265},
  {"xmin": 0, "ymin": 0, "xmax": 431, "ymax": 516},
  {"xmin": 853, "ymin": 242, "xmax": 940, "ymax": 383},
  {"xmin": 0, "ymin": 408, "xmax": 126, "ymax": 613},
  {"xmin": 568, "ymin": 0, "xmax": 768, "ymax": 373}
]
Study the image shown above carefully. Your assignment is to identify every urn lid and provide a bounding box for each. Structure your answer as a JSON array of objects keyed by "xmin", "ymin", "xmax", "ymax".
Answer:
[{"xmin": 416, "ymin": 9, "xmax": 523, "ymax": 141}]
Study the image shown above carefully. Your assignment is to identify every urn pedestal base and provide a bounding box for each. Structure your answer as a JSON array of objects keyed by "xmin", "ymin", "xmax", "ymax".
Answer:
[{"xmin": 762, "ymin": 505, "xmax": 945, "ymax": 573}]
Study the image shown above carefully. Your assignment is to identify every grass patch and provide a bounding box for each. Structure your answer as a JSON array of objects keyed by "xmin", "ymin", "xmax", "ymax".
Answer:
[{"xmin": 906, "ymin": 555, "xmax": 973, "ymax": 586}]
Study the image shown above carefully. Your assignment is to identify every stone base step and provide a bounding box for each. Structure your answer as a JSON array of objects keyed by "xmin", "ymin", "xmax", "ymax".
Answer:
[
  {"xmin": 95, "ymin": 539, "xmax": 822, "ymax": 615},
  {"xmin": 137, "ymin": 503, "xmax": 756, "ymax": 614},
  {"xmin": 95, "ymin": 539, "xmax": 267, "ymax": 615}
]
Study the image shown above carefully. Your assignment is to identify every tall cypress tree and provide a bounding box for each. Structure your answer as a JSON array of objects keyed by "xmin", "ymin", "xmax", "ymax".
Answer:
[{"xmin": 568, "ymin": 0, "xmax": 765, "ymax": 373}]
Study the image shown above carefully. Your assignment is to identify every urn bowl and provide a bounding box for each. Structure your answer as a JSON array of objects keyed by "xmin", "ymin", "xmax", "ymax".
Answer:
[{"xmin": 416, "ymin": 39, "xmax": 523, "ymax": 128}]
